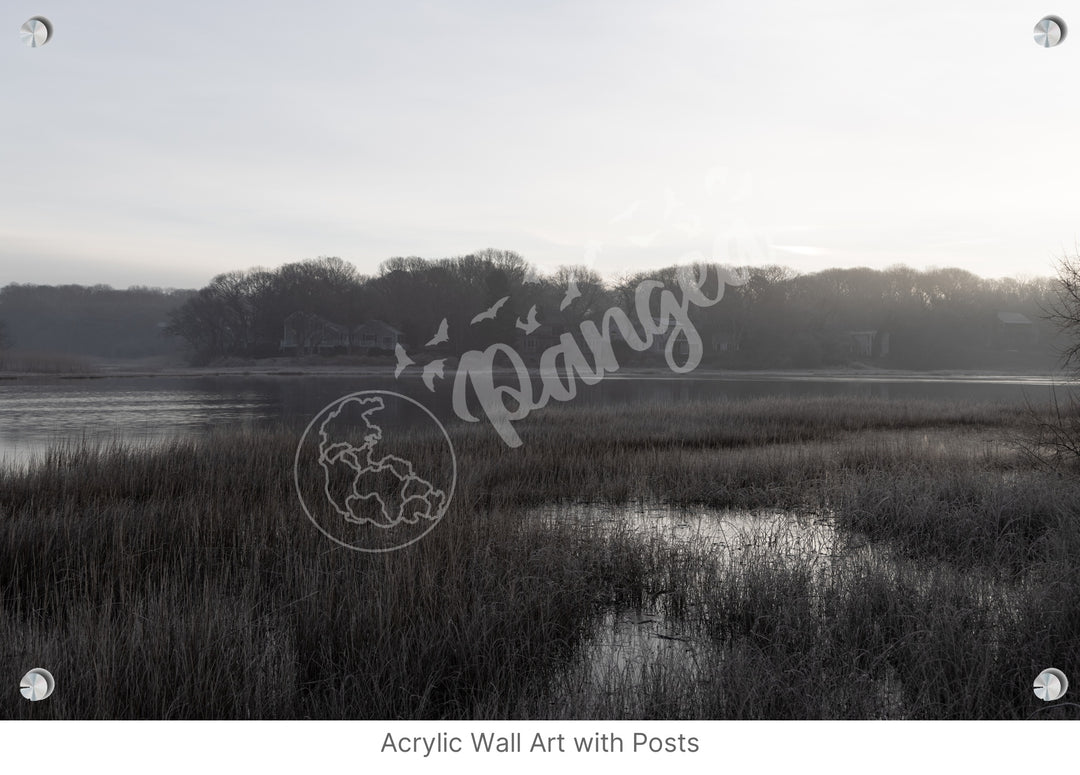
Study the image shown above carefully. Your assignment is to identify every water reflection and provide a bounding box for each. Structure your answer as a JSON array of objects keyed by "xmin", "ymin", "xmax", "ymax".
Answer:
[
  {"xmin": 0, "ymin": 372, "xmax": 1067, "ymax": 464},
  {"xmin": 530, "ymin": 504, "xmax": 842, "ymax": 687}
]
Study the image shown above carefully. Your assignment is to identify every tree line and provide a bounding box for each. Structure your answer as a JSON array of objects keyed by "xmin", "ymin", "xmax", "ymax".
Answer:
[
  {"xmin": 0, "ymin": 284, "xmax": 194, "ymax": 360},
  {"xmin": 161, "ymin": 251, "xmax": 1061, "ymax": 369},
  {"xmin": 0, "ymin": 251, "xmax": 1063, "ymax": 370}
]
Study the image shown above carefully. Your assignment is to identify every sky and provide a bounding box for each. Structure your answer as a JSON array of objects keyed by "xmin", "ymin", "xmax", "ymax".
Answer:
[{"xmin": 0, "ymin": 0, "xmax": 1078, "ymax": 288}]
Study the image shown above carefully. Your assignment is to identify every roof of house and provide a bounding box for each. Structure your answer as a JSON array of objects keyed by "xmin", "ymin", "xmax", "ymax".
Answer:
[
  {"xmin": 283, "ymin": 311, "xmax": 330, "ymax": 324},
  {"xmin": 517, "ymin": 322, "xmax": 557, "ymax": 336},
  {"xmin": 356, "ymin": 319, "xmax": 403, "ymax": 336},
  {"xmin": 283, "ymin": 312, "xmax": 345, "ymax": 333},
  {"xmin": 997, "ymin": 312, "xmax": 1033, "ymax": 326}
]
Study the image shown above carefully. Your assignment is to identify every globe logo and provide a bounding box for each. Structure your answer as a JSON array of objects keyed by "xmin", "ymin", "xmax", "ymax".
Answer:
[{"xmin": 294, "ymin": 391, "xmax": 456, "ymax": 552}]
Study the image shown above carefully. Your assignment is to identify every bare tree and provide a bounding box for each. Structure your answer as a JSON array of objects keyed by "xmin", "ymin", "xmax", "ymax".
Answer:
[
  {"xmin": 1018, "ymin": 253, "xmax": 1080, "ymax": 470},
  {"xmin": 1045, "ymin": 253, "xmax": 1080, "ymax": 374}
]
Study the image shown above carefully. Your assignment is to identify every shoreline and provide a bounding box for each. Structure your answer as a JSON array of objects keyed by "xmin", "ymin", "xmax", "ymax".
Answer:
[{"xmin": 0, "ymin": 362, "xmax": 1072, "ymax": 384}]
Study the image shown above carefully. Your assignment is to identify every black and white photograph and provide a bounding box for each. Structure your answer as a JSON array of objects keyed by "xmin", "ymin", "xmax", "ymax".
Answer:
[{"xmin": 1, "ymin": 2, "xmax": 1078, "ymax": 768}]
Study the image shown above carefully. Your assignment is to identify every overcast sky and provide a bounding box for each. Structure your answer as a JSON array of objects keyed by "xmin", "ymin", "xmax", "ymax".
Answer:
[{"xmin": 0, "ymin": 1, "xmax": 1077, "ymax": 288}]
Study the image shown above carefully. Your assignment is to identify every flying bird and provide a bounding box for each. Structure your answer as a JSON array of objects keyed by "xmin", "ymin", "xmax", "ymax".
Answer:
[
  {"xmin": 421, "ymin": 359, "xmax": 446, "ymax": 392},
  {"xmin": 394, "ymin": 344, "xmax": 415, "ymax": 379},
  {"xmin": 425, "ymin": 318, "xmax": 449, "ymax": 347},
  {"xmin": 560, "ymin": 280, "xmax": 581, "ymax": 311},
  {"xmin": 470, "ymin": 296, "xmax": 509, "ymax": 325},
  {"xmin": 516, "ymin": 305, "xmax": 540, "ymax": 335}
]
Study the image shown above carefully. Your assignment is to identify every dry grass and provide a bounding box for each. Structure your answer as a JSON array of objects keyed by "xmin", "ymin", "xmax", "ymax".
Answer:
[{"xmin": 0, "ymin": 395, "xmax": 1077, "ymax": 719}]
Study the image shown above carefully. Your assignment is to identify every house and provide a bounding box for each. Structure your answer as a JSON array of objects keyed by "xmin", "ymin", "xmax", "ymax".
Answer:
[
  {"xmin": 280, "ymin": 312, "xmax": 347, "ymax": 354},
  {"xmin": 515, "ymin": 323, "xmax": 561, "ymax": 357},
  {"xmin": 711, "ymin": 332, "xmax": 737, "ymax": 354},
  {"xmin": 608, "ymin": 316, "xmax": 682, "ymax": 358},
  {"xmin": 993, "ymin": 312, "xmax": 1038, "ymax": 350},
  {"xmin": 846, "ymin": 330, "xmax": 890, "ymax": 358},
  {"xmin": 352, "ymin": 320, "xmax": 405, "ymax": 352},
  {"xmin": 280, "ymin": 314, "xmax": 404, "ymax": 354}
]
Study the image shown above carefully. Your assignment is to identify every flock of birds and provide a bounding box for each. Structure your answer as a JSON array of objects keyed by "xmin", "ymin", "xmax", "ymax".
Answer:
[{"xmin": 395, "ymin": 279, "xmax": 582, "ymax": 390}]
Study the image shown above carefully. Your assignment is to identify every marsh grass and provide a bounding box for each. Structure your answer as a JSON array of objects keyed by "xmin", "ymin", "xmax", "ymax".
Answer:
[
  {"xmin": 0, "ymin": 395, "xmax": 1077, "ymax": 718},
  {"xmin": 0, "ymin": 430, "xmax": 629, "ymax": 718}
]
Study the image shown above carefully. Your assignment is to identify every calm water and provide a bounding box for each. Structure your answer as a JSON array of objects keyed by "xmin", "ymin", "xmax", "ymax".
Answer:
[
  {"xmin": 532, "ymin": 504, "xmax": 899, "ymax": 711},
  {"xmin": 0, "ymin": 372, "xmax": 1068, "ymax": 465}
]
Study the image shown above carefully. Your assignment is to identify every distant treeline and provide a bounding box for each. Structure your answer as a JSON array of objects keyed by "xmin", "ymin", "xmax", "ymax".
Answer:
[
  {"xmin": 0, "ymin": 284, "xmax": 195, "ymax": 361},
  {"xmin": 0, "ymin": 251, "xmax": 1064, "ymax": 370}
]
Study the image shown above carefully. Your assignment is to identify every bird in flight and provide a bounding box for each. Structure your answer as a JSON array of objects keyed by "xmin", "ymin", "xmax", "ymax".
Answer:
[
  {"xmin": 394, "ymin": 344, "xmax": 415, "ymax": 379},
  {"xmin": 560, "ymin": 280, "xmax": 581, "ymax": 311},
  {"xmin": 516, "ymin": 305, "xmax": 541, "ymax": 335},
  {"xmin": 422, "ymin": 359, "xmax": 446, "ymax": 392},
  {"xmin": 471, "ymin": 296, "xmax": 509, "ymax": 325},
  {"xmin": 425, "ymin": 318, "xmax": 449, "ymax": 347}
]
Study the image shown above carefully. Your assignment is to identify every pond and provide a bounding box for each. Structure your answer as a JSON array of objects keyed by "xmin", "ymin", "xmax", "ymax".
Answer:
[{"xmin": 529, "ymin": 503, "xmax": 904, "ymax": 717}]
